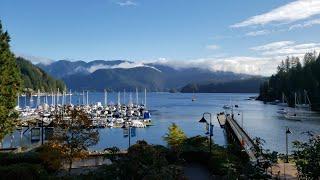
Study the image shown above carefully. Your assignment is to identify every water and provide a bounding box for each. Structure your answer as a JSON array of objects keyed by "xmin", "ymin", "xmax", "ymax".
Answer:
[{"xmin": 3, "ymin": 93, "xmax": 320, "ymax": 153}]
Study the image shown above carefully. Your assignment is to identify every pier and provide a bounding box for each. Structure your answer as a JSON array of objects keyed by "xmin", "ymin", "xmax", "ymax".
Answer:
[{"xmin": 217, "ymin": 112, "xmax": 257, "ymax": 162}]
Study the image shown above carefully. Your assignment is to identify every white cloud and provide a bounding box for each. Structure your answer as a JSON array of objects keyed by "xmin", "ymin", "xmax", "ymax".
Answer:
[
  {"xmin": 117, "ymin": 0, "xmax": 137, "ymax": 6},
  {"xmin": 14, "ymin": 52, "xmax": 53, "ymax": 65},
  {"xmin": 245, "ymin": 30, "xmax": 271, "ymax": 36},
  {"xmin": 206, "ymin": 44, "xmax": 220, "ymax": 50},
  {"xmin": 251, "ymin": 40, "xmax": 320, "ymax": 58},
  {"xmin": 153, "ymin": 56, "xmax": 279, "ymax": 76},
  {"xmin": 250, "ymin": 41, "xmax": 295, "ymax": 51},
  {"xmin": 87, "ymin": 61, "xmax": 161, "ymax": 73},
  {"xmin": 232, "ymin": 0, "xmax": 320, "ymax": 28},
  {"xmin": 289, "ymin": 18, "xmax": 320, "ymax": 30}
]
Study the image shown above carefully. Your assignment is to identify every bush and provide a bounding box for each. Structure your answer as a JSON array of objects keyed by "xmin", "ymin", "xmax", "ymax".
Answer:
[
  {"xmin": 0, "ymin": 152, "xmax": 41, "ymax": 166},
  {"xmin": 0, "ymin": 163, "xmax": 48, "ymax": 179}
]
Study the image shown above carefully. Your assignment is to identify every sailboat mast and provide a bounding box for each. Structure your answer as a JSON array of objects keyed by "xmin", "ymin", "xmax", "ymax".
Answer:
[
  {"xmin": 69, "ymin": 89, "xmax": 72, "ymax": 104},
  {"xmin": 118, "ymin": 91, "xmax": 120, "ymax": 106},
  {"xmin": 57, "ymin": 88, "xmax": 60, "ymax": 105},
  {"xmin": 37, "ymin": 89, "xmax": 40, "ymax": 106},
  {"xmin": 123, "ymin": 89, "xmax": 126, "ymax": 105},
  {"xmin": 144, "ymin": 88, "xmax": 147, "ymax": 108},
  {"xmin": 82, "ymin": 90, "xmax": 85, "ymax": 105},
  {"xmin": 136, "ymin": 88, "xmax": 139, "ymax": 105},
  {"xmin": 104, "ymin": 89, "xmax": 107, "ymax": 105},
  {"xmin": 86, "ymin": 91, "xmax": 89, "ymax": 106}
]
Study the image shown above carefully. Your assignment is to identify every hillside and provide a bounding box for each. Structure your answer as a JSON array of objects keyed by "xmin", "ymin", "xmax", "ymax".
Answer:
[
  {"xmin": 38, "ymin": 60, "xmax": 255, "ymax": 91},
  {"xmin": 180, "ymin": 78, "xmax": 265, "ymax": 93},
  {"xmin": 17, "ymin": 57, "xmax": 65, "ymax": 92}
]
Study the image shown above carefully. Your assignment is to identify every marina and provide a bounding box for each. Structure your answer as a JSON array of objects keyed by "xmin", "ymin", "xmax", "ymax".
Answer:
[
  {"xmin": 15, "ymin": 88, "xmax": 151, "ymax": 129},
  {"xmin": 2, "ymin": 93, "xmax": 320, "ymax": 153}
]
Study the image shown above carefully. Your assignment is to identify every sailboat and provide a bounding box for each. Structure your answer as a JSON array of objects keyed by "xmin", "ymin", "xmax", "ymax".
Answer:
[
  {"xmin": 278, "ymin": 93, "xmax": 288, "ymax": 107},
  {"xmin": 284, "ymin": 93, "xmax": 302, "ymax": 121},
  {"xmin": 223, "ymin": 98, "xmax": 232, "ymax": 109},
  {"xmin": 295, "ymin": 90, "xmax": 311, "ymax": 109},
  {"xmin": 192, "ymin": 91, "xmax": 196, "ymax": 101}
]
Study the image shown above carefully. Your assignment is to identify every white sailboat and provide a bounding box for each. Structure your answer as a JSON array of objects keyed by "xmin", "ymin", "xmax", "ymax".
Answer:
[
  {"xmin": 278, "ymin": 93, "xmax": 288, "ymax": 107},
  {"xmin": 192, "ymin": 91, "xmax": 196, "ymax": 101},
  {"xmin": 284, "ymin": 93, "xmax": 302, "ymax": 121},
  {"xmin": 296, "ymin": 90, "xmax": 311, "ymax": 109}
]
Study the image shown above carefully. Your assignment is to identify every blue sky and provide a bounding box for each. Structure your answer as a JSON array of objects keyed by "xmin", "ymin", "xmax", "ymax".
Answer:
[{"xmin": 1, "ymin": 0, "xmax": 320, "ymax": 75}]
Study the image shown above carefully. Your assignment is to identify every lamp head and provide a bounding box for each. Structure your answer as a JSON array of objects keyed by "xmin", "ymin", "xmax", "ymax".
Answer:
[
  {"xmin": 199, "ymin": 116, "xmax": 207, "ymax": 123},
  {"xmin": 286, "ymin": 128, "xmax": 292, "ymax": 134}
]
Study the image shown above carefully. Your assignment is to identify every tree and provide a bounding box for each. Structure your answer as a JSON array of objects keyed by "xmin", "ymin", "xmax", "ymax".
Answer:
[
  {"xmin": 248, "ymin": 137, "xmax": 278, "ymax": 179},
  {"xmin": 163, "ymin": 123, "xmax": 186, "ymax": 152},
  {"xmin": 0, "ymin": 20, "xmax": 21, "ymax": 141},
  {"xmin": 48, "ymin": 106, "xmax": 99, "ymax": 172},
  {"xmin": 292, "ymin": 132, "xmax": 320, "ymax": 179},
  {"xmin": 97, "ymin": 141, "xmax": 184, "ymax": 179}
]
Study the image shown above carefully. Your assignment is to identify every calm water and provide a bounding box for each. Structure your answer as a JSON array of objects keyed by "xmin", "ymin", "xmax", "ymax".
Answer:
[{"xmin": 3, "ymin": 92, "xmax": 320, "ymax": 153}]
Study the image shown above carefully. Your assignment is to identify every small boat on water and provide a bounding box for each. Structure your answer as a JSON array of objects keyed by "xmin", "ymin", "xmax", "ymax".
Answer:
[{"xmin": 192, "ymin": 91, "xmax": 196, "ymax": 101}]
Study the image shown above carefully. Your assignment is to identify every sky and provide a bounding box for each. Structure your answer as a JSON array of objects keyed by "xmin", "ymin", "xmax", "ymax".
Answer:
[{"xmin": 1, "ymin": 0, "xmax": 320, "ymax": 76}]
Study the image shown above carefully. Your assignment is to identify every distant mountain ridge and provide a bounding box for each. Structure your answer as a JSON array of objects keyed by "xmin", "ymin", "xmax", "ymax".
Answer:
[{"xmin": 37, "ymin": 59, "xmax": 260, "ymax": 91}]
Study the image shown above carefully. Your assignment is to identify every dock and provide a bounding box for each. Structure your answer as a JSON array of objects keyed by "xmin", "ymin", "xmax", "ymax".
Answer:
[{"xmin": 217, "ymin": 112, "xmax": 257, "ymax": 162}]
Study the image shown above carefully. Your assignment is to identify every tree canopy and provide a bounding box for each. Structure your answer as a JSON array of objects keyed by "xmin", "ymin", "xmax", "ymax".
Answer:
[
  {"xmin": 0, "ymin": 20, "xmax": 21, "ymax": 140},
  {"xmin": 258, "ymin": 52, "xmax": 320, "ymax": 110},
  {"xmin": 163, "ymin": 123, "xmax": 187, "ymax": 151},
  {"xmin": 16, "ymin": 57, "xmax": 65, "ymax": 92},
  {"xmin": 292, "ymin": 132, "xmax": 320, "ymax": 179}
]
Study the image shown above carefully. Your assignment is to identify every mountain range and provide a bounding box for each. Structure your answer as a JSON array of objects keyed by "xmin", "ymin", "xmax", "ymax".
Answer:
[{"xmin": 37, "ymin": 60, "xmax": 261, "ymax": 92}]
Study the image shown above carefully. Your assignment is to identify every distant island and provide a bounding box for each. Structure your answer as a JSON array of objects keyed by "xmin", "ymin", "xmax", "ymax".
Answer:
[{"xmin": 180, "ymin": 78, "xmax": 264, "ymax": 93}]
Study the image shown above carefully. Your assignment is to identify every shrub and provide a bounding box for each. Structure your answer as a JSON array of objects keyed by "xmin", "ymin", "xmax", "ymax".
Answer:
[{"xmin": 0, "ymin": 163, "xmax": 48, "ymax": 179}]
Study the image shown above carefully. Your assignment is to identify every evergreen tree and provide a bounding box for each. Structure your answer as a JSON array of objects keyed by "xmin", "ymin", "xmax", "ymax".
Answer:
[
  {"xmin": 0, "ymin": 21, "xmax": 21, "ymax": 141},
  {"xmin": 163, "ymin": 123, "xmax": 186, "ymax": 152},
  {"xmin": 258, "ymin": 51, "xmax": 320, "ymax": 110}
]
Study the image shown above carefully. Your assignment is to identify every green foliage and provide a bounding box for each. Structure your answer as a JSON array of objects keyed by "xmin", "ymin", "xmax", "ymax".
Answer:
[
  {"xmin": 36, "ymin": 144, "xmax": 64, "ymax": 173},
  {"xmin": 0, "ymin": 152, "xmax": 51, "ymax": 179},
  {"xmin": 96, "ymin": 141, "xmax": 184, "ymax": 179},
  {"xmin": 0, "ymin": 21, "xmax": 22, "ymax": 140},
  {"xmin": 104, "ymin": 146, "xmax": 120, "ymax": 161},
  {"xmin": 246, "ymin": 137, "xmax": 278, "ymax": 179},
  {"xmin": 292, "ymin": 132, "xmax": 320, "ymax": 179},
  {"xmin": 163, "ymin": 123, "xmax": 187, "ymax": 151},
  {"xmin": 16, "ymin": 57, "xmax": 65, "ymax": 92},
  {"xmin": 0, "ymin": 163, "xmax": 48, "ymax": 179},
  {"xmin": 0, "ymin": 152, "xmax": 41, "ymax": 165},
  {"xmin": 259, "ymin": 52, "xmax": 320, "ymax": 110}
]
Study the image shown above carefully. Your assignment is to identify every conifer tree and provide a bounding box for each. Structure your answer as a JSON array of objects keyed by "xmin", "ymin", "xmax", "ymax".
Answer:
[{"xmin": 0, "ymin": 21, "xmax": 21, "ymax": 141}]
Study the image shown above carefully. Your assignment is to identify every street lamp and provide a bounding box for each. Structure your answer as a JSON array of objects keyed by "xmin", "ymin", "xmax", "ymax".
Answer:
[
  {"xmin": 199, "ymin": 112, "xmax": 213, "ymax": 154},
  {"xmin": 285, "ymin": 127, "xmax": 292, "ymax": 163},
  {"xmin": 122, "ymin": 124, "xmax": 131, "ymax": 148}
]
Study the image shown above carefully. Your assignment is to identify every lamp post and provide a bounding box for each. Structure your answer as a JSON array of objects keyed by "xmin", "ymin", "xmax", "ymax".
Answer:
[
  {"xmin": 40, "ymin": 113, "xmax": 44, "ymax": 145},
  {"xmin": 285, "ymin": 127, "xmax": 292, "ymax": 163},
  {"xmin": 199, "ymin": 112, "xmax": 213, "ymax": 154},
  {"xmin": 122, "ymin": 124, "xmax": 131, "ymax": 148}
]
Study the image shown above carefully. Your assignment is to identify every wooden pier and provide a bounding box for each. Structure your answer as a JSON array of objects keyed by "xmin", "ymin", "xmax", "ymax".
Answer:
[{"xmin": 217, "ymin": 112, "xmax": 257, "ymax": 162}]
